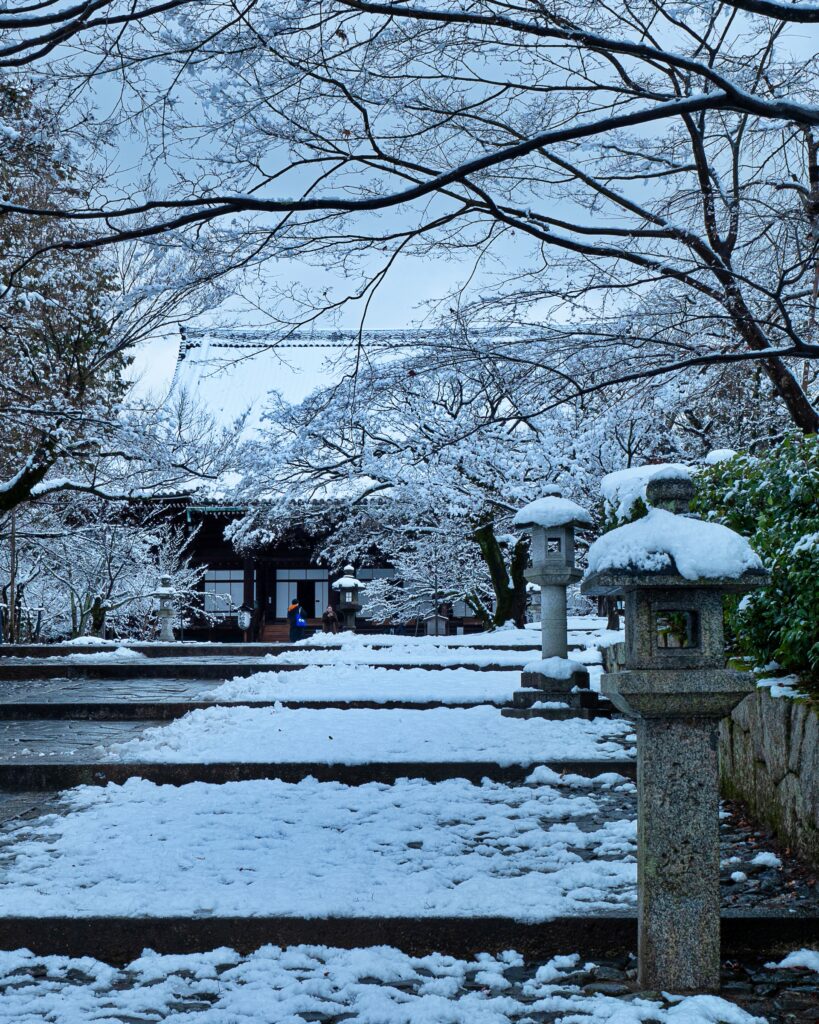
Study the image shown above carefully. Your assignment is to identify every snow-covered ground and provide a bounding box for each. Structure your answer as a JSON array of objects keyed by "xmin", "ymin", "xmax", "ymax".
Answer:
[
  {"xmin": 0, "ymin": 772, "xmax": 637, "ymax": 918},
  {"xmin": 208, "ymin": 665, "xmax": 520, "ymax": 704},
  {"xmin": 0, "ymin": 945, "xmax": 772, "ymax": 1024},
  {"xmin": 110, "ymin": 706, "xmax": 634, "ymax": 764}
]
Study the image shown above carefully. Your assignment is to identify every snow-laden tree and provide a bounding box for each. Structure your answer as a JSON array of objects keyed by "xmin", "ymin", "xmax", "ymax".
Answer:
[
  {"xmin": 3, "ymin": 2, "xmax": 818, "ymax": 431},
  {"xmin": 0, "ymin": 494, "xmax": 204, "ymax": 641},
  {"xmin": 228, "ymin": 329, "xmax": 797, "ymax": 624},
  {"xmin": 0, "ymin": 80, "xmax": 241, "ymax": 515}
]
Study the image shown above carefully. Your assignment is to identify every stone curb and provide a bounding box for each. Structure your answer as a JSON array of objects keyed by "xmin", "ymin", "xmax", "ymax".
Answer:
[
  {"xmin": 0, "ymin": 758, "xmax": 637, "ymax": 789},
  {"xmin": 0, "ymin": 913, "xmax": 812, "ymax": 964},
  {"xmin": 0, "ymin": 699, "xmax": 504, "ymax": 720}
]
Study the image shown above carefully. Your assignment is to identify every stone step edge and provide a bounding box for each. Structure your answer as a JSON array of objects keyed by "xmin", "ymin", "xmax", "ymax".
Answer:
[
  {"xmin": 0, "ymin": 662, "xmax": 528, "ymax": 680},
  {"xmin": 0, "ymin": 642, "xmax": 573, "ymax": 658},
  {"xmin": 0, "ymin": 913, "xmax": 811, "ymax": 964},
  {"xmin": 0, "ymin": 758, "xmax": 636, "ymax": 789},
  {"xmin": 0, "ymin": 699, "xmax": 513, "ymax": 720}
]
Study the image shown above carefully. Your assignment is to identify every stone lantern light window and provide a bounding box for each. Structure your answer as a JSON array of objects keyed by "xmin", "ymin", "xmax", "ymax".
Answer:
[{"xmin": 655, "ymin": 609, "xmax": 699, "ymax": 648}]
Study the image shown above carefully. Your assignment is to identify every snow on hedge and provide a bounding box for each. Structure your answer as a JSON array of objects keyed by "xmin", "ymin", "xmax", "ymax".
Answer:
[
  {"xmin": 209, "ymin": 665, "xmax": 518, "ymax": 704},
  {"xmin": 273, "ymin": 646, "xmax": 539, "ymax": 667},
  {"xmin": 0, "ymin": 945, "xmax": 768, "ymax": 1023},
  {"xmin": 586, "ymin": 508, "xmax": 763, "ymax": 580},
  {"xmin": 0, "ymin": 774, "xmax": 636, "ymax": 919},
  {"xmin": 601, "ymin": 463, "xmax": 691, "ymax": 520},
  {"xmin": 513, "ymin": 496, "xmax": 592, "ymax": 529},
  {"xmin": 111, "ymin": 706, "xmax": 633, "ymax": 764}
]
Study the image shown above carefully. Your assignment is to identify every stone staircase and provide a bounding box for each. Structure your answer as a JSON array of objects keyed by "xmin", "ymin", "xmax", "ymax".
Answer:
[{"xmin": 0, "ymin": 627, "xmax": 814, "ymax": 1005}]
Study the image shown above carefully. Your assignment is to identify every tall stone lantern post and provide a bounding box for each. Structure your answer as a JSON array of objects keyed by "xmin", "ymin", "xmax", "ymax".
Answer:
[
  {"xmin": 504, "ymin": 494, "xmax": 596, "ymax": 719},
  {"xmin": 154, "ymin": 574, "xmax": 176, "ymax": 643},
  {"xmin": 581, "ymin": 475, "xmax": 768, "ymax": 992},
  {"xmin": 332, "ymin": 565, "xmax": 365, "ymax": 632}
]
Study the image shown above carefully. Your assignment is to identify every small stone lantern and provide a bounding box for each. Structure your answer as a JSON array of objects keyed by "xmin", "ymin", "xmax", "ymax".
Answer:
[
  {"xmin": 582, "ymin": 475, "xmax": 769, "ymax": 992},
  {"xmin": 514, "ymin": 493, "xmax": 593, "ymax": 660},
  {"xmin": 504, "ymin": 494, "xmax": 597, "ymax": 719},
  {"xmin": 332, "ymin": 564, "xmax": 365, "ymax": 631},
  {"xmin": 424, "ymin": 610, "xmax": 449, "ymax": 637},
  {"xmin": 154, "ymin": 574, "xmax": 176, "ymax": 642}
]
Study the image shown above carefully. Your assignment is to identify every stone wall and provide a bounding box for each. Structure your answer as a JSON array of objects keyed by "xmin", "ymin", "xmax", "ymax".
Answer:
[{"xmin": 720, "ymin": 687, "xmax": 818, "ymax": 867}]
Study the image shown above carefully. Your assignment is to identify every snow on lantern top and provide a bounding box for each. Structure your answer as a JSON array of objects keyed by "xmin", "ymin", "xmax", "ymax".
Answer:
[
  {"xmin": 601, "ymin": 463, "xmax": 692, "ymax": 521},
  {"xmin": 513, "ymin": 496, "xmax": 593, "ymax": 531},
  {"xmin": 584, "ymin": 476, "xmax": 766, "ymax": 591}
]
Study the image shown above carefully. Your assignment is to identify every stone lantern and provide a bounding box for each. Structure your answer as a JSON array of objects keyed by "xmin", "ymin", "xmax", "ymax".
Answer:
[
  {"xmin": 581, "ymin": 475, "xmax": 768, "ymax": 992},
  {"xmin": 504, "ymin": 494, "xmax": 599, "ymax": 719},
  {"xmin": 514, "ymin": 493, "xmax": 592, "ymax": 660},
  {"xmin": 154, "ymin": 574, "xmax": 176, "ymax": 642},
  {"xmin": 424, "ymin": 610, "xmax": 449, "ymax": 637},
  {"xmin": 332, "ymin": 564, "xmax": 365, "ymax": 631}
]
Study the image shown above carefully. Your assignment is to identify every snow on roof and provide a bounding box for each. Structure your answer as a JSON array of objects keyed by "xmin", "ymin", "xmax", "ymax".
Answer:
[
  {"xmin": 600, "ymin": 463, "xmax": 692, "ymax": 520},
  {"xmin": 585, "ymin": 508, "xmax": 763, "ymax": 580},
  {"xmin": 167, "ymin": 326, "xmax": 452, "ymax": 434},
  {"xmin": 513, "ymin": 496, "xmax": 592, "ymax": 530}
]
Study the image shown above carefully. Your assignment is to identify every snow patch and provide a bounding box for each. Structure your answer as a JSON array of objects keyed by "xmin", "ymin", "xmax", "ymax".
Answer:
[
  {"xmin": 523, "ymin": 656, "xmax": 586, "ymax": 678},
  {"xmin": 110, "ymin": 705, "xmax": 634, "ymax": 765}
]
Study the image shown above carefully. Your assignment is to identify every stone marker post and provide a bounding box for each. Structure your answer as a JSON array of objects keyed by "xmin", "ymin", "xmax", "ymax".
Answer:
[
  {"xmin": 582, "ymin": 476, "xmax": 768, "ymax": 992},
  {"xmin": 154, "ymin": 574, "xmax": 176, "ymax": 642},
  {"xmin": 332, "ymin": 564, "xmax": 365, "ymax": 632}
]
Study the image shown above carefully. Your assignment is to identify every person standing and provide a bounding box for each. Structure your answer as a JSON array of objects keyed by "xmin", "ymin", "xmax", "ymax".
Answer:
[
  {"xmin": 322, "ymin": 604, "xmax": 339, "ymax": 634},
  {"xmin": 287, "ymin": 598, "xmax": 306, "ymax": 643}
]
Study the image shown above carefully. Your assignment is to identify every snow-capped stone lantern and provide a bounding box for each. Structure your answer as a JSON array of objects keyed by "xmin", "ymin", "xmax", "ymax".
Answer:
[
  {"xmin": 513, "ymin": 492, "xmax": 593, "ymax": 662},
  {"xmin": 332, "ymin": 565, "xmax": 365, "ymax": 631},
  {"xmin": 582, "ymin": 472, "xmax": 769, "ymax": 993},
  {"xmin": 154, "ymin": 574, "xmax": 176, "ymax": 643},
  {"xmin": 502, "ymin": 493, "xmax": 598, "ymax": 721}
]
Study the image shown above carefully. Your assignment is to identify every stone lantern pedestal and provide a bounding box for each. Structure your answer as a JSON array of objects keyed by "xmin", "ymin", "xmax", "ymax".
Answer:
[
  {"xmin": 504, "ymin": 493, "xmax": 605, "ymax": 720},
  {"xmin": 582, "ymin": 475, "xmax": 768, "ymax": 992},
  {"xmin": 332, "ymin": 565, "xmax": 365, "ymax": 632}
]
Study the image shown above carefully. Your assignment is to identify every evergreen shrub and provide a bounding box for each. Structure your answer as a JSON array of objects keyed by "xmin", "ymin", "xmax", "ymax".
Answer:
[{"xmin": 693, "ymin": 436, "xmax": 819, "ymax": 680}]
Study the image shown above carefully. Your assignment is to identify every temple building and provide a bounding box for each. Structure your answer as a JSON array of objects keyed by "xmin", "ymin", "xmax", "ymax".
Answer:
[{"xmin": 159, "ymin": 328, "xmax": 476, "ymax": 639}]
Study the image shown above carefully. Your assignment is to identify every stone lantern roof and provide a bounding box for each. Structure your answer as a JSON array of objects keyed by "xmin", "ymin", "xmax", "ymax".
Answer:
[
  {"xmin": 332, "ymin": 567, "xmax": 366, "ymax": 591},
  {"xmin": 583, "ymin": 476, "xmax": 768, "ymax": 595},
  {"xmin": 583, "ymin": 508, "xmax": 767, "ymax": 594},
  {"xmin": 513, "ymin": 495, "xmax": 593, "ymax": 531}
]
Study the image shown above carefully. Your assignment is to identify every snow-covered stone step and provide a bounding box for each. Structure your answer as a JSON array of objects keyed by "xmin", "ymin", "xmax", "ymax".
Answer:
[
  {"xmin": 0, "ymin": 943, "xmax": 806, "ymax": 1023},
  {"xmin": 106, "ymin": 706, "xmax": 633, "ymax": 765},
  {"xmin": 0, "ymin": 666, "xmax": 528, "ymax": 719},
  {"xmin": 0, "ymin": 772, "xmax": 638, "ymax": 920},
  {"xmin": 0, "ymin": 657, "xmax": 529, "ymax": 681}
]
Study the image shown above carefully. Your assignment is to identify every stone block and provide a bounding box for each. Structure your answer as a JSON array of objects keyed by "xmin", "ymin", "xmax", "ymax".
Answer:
[
  {"xmin": 788, "ymin": 701, "xmax": 808, "ymax": 773},
  {"xmin": 759, "ymin": 689, "xmax": 790, "ymax": 784},
  {"xmin": 520, "ymin": 668, "xmax": 589, "ymax": 693},
  {"xmin": 731, "ymin": 692, "xmax": 754, "ymax": 733}
]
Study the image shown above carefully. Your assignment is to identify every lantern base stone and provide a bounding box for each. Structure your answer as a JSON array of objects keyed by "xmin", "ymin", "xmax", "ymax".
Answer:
[
  {"xmin": 603, "ymin": 666, "xmax": 756, "ymax": 993},
  {"xmin": 601, "ymin": 668, "xmax": 754, "ymax": 720}
]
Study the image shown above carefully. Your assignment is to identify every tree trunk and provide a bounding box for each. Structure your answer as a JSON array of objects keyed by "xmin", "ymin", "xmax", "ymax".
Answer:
[{"xmin": 473, "ymin": 523, "xmax": 529, "ymax": 628}]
